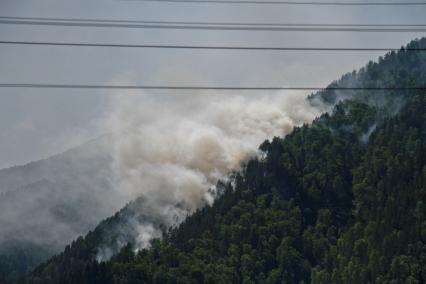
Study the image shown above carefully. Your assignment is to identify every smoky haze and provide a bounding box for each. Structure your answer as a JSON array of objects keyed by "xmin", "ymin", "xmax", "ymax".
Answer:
[
  {"xmin": 0, "ymin": 0, "xmax": 426, "ymax": 271},
  {"xmin": 100, "ymin": 91, "xmax": 321, "ymax": 252},
  {"xmin": 0, "ymin": 88, "xmax": 322, "ymax": 262}
]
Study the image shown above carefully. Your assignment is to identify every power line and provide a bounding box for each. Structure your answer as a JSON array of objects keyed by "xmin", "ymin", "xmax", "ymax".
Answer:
[
  {"xmin": 1, "ymin": 17, "xmax": 426, "ymax": 32},
  {"xmin": 120, "ymin": 0, "xmax": 426, "ymax": 5},
  {"xmin": 0, "ymin": 83, "xmax": 425, "ymax": 91},
  {"xmin": 1, "ymin": 16, "xmax": 425, "ymax": 29},
  {"xmin": 1, "ymin": 40, "xmax": 424, "ymax": 51}
]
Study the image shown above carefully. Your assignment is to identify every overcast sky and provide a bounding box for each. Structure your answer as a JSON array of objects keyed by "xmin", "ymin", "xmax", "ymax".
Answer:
[{"xmin": 0, "ymin": 0, "xmax": 425, "ymax": 168}]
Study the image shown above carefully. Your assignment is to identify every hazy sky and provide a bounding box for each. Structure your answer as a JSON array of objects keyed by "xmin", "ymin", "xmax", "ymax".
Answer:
[{"xmin": 0, "ymin": 0, "xmax": 425, "ymax": 167}]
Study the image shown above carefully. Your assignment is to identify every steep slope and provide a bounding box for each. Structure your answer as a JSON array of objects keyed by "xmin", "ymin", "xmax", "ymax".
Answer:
[
  {"xmin": 311, "ymin": 94, "xmax": 426, "ymax": 283},
  {"xmin": 0, "ymin": 137, "xmax": 118, "ymax": 282},
  {"xmin": 22, "ymin": 38, "xmax": 426, "ymax": 284}
]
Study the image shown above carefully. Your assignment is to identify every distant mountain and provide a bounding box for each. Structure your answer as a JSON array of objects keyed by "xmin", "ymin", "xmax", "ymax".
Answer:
[
  {"xmin": 22, "ymin": 38, "xmax": 426, "ymax": 284},
  {"xmin": 0, "ymin": 136, "xmax": 121, "ymax": 282},
  {"xmin": 0, "ymin": 136, "xmax": 111, "ymax": 194}
]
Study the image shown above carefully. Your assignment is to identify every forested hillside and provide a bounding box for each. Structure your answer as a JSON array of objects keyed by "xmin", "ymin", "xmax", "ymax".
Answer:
[{"xmin": 20, "ymin": 38, "xmax": 426, "ymax": 284}]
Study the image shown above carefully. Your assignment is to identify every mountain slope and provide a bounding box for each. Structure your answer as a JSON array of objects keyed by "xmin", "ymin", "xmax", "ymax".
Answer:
[
  {"xmin": 0, "ymin": 137, "xmax": 118, "ymax": 282},
  {"xmin": 312, "ymin": 94, "xmax": 426, "ymax": 283},
  {"xmin": 22, "ymin": 38, "xmax": 426, "ymax": 284}
]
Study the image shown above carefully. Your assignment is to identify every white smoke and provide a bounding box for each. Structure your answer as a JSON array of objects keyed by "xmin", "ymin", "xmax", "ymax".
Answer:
[{"xmin": 104, "ymin": 91, "xmax": 321, "ymax": 251}]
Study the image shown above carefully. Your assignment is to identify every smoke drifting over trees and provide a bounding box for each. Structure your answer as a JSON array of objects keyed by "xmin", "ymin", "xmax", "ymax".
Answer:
[
  {"xmin": 104, "ymin": 92, "xmax": 320, "ymax": 251},
  {"xmin": 0, "ymin": 91, "xmax": 321, "ymax": 279}
]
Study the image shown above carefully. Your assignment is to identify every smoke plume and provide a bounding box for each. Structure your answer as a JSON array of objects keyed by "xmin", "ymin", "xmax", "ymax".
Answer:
[{"xmin": 103, "ymin": 91, "xmax": 321, "ymax": 252}]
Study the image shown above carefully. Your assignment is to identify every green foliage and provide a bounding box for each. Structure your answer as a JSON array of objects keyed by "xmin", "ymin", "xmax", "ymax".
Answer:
[
  {"xmin": 0, "ymin": 240, "xmax": 53, "ymax": 283},
  {"xmin": 20, "ymin": 38, "xmax": 426, "ymax": 284},
  {"xmin": 313, "ymin": 94, "xmax": 426, "ymax": 284}
]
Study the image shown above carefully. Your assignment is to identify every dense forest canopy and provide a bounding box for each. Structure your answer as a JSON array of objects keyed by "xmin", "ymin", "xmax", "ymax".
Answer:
[{"xmin": 18, "ymin": 38, "xmax": 426, "ymax": 284}]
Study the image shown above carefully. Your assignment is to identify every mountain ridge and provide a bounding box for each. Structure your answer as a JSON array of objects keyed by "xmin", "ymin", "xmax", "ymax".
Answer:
[{"xmin": 17, "ymin": 37, "xmax": 426, "ymax": 283}]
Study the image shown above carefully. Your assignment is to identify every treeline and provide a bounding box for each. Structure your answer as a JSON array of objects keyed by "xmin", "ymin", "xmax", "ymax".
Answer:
[{"xmin": 19, "ymin": 38, "xmax": 426, "ymax": 284}]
